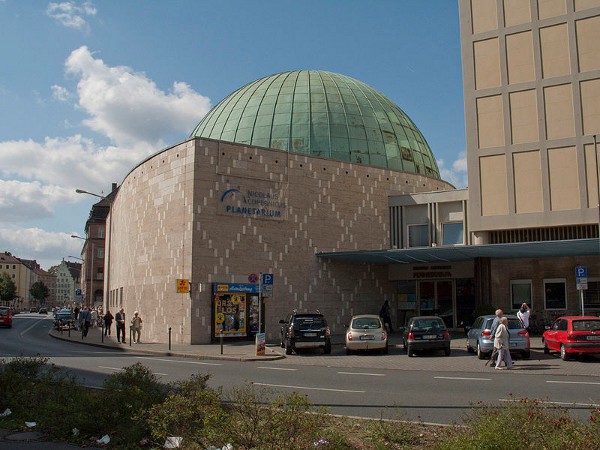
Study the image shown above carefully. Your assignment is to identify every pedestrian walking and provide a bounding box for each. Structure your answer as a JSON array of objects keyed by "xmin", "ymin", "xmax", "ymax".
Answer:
[
  {"xmin": 79, "ymin": 307, "xmax": 92, "ymax": 338},
  {"xmin": 379, "ymin": 300, "xmax": 393, "ymax": 333},
  {"xmin": 103, "ymin": 309, "xmax": 114, "ymax": 336},
  {"xmin": 494, "ymin": 317, "xmax": 513, "ymax": 370},
  {"xmin": 115, "ymin": 308, "xmax": 126, "ymax": 343},
  {"xmin": 131, "ymin": 311, "xmax": 143, "ymax": 343}
]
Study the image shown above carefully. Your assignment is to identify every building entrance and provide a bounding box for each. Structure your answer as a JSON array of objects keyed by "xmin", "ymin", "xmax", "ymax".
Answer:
[{"xmin": 418, "ymin": 280, "xmax": 454, "ymax": 328}]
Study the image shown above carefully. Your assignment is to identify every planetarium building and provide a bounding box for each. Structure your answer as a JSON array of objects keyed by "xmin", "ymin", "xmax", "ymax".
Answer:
[{"xmin": 105, "ymin": 71, "xmax": 452, "ymax": 344}]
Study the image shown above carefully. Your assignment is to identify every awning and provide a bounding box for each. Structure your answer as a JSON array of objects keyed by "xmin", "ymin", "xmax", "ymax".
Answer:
[{"xmin": 316, "ymin": 238, "xmax": 600, "ymax": 265}]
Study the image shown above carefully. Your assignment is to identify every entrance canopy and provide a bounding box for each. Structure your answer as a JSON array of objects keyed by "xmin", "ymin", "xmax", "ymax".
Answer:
[{"xmin": 317, "ymin": 239, "xmax": 599, "ymax": 265}]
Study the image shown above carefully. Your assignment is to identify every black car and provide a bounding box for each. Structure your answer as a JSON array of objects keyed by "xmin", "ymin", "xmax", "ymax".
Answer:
[
  {"xmin": 279, "ymin": 312, "xmax": 332, "ymax": 355},
  {"xmin": 403, "ymin": 316, "xmax": 451, "ymax": 357}
]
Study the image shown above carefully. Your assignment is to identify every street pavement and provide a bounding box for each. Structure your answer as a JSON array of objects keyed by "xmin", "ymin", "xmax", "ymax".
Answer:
[{"xmin": 1, "ymin": 324, "xmax": 597, "ymax": 448}]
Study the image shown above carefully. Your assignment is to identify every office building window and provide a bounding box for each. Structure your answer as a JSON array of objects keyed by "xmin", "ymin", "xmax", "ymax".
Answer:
[
  {"xmin": 511, "ymin": 280, "xmax": 532, "ymax": 310},
  {"xmin": 408, "ymin": 224, "xmax": 429, "ymax": 247},
  {"xmin": 544, "ymin": 279, "xmax": 566, "ymax": 310},
  {"xmin": 442, "ymin": 222, "xmax": 464, "ymax": 245}
]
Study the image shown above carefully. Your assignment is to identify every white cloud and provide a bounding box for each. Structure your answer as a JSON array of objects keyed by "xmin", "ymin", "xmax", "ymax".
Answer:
[
  {"xmin": 0, "ymin": 180, "xmax": 76, "ymax": 222},
  {"xmin": 51, "ymin": 84, "xmax": 72, "ymax": 102},
  {"xmin": 65, "ymin": 46, "xmax": 212, "ymax": 146},
  {"xmin": 0, "ymin": 227, "xmax": 83, "ymax": 270},
  {"xmin": 46, "ymin": 1, "xmax": 96, "ymax": 32},
  {"xmin": 438, "ymin": 151, "xmax": 468, "ymax": 188}
]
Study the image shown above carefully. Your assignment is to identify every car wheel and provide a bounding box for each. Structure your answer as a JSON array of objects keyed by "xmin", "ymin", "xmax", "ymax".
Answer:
[
  {"xmin": 323, "ymin": 341, "xmax": 331, "ymax": 354},
  {"xmin": 403, "ymin": 339, "xmax": 407, "ymax": 351},
  {"xmin": 560, "ymin": 345, "xmax": 569, "ymax": 361},
  {"xmin": 407, "ymin": 345, "xmax": 414, "ymax": 357},
  {"xmin": 285, "ymin": 341, "xmax": 293, "ymax": 355},
  {"xmin": 522, "ymin": 350, "xmax": 530, "ymax": 359},
  {"xmin": 543, "ymin": 339, "xmax": 549, "ymax": 354},
  {"xmin": 466, "ymin": 342, "xmax": 474, "ymax": 353},
  {"xmin": 280, "ymin": 336, "xmax": 285, "ymax": 349},
  {"xmin": 381, "ymin": 345, "xmax": 389, "ymax": 355},
  {"xmin": 476, "ymin": 342, "xmax": 486, "ymax": 360},
  {"xmin": 444, "ymin": 347, "xmax": 451, "ymax": 356}
]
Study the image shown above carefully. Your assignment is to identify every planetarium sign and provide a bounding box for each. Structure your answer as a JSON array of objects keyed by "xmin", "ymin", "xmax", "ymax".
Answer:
[{"xmin": 218, "ymin": 180, "xmax": 288, "ymax": 221}]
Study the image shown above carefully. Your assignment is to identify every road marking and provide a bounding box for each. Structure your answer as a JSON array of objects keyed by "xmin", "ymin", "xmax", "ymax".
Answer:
[
  {"xmin": 252, "ymin": 382, "xmax": 365, "ymax": 393},
  {"xmin": 434, "ymin": 376, "xmax": 491, "ymax": 381},
  {"xmin": 500, "ymin": 398, "xmax": 600, "ymax": 408},
  {"xmin": 546, "ymin": 380, "xmax": 600, "ymax": 386},
  {"xmin": 152, "ymin": 372, "xmax": 168, "ymax": 376},
  {"xmin": 20, "ymin": 321, "xmax": 41, "ymax": 337},
  {"xmin": 337, "ymin": 372, "xmax": 385, "ymax": 377},
  {"xmin": 257, "ymin": 367, "xmax": 298, "ymax": 371},
  {"xmin": 134, "ymin": 356, "xmax": 223, "ymax": 366},
  {"xmin": 98, "ymin": 366, "xmax": 122, "ymax": 371}
]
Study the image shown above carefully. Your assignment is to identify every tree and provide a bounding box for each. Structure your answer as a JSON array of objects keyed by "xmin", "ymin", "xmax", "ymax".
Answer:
[
  {"xmin": 30, "ymin": 281, "xmax": 50, "ymax": 306},
  {"xmin": 0, "ymin": 271, "xmax": 17, "ymax": 303}
]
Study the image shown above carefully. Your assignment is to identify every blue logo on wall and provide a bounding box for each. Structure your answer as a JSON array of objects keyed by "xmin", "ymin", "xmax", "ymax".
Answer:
[{"xmin": 220, "ymin": 182, "xmax": 287, "ymax": 219}]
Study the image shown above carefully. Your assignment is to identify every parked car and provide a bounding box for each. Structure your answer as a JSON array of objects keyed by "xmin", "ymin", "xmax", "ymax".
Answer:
[
  {"xmin": 29, "ymin": 307, "xmax": 38, "ymax": 313},
  {"xmin": 54, "ymin": 309, "xmax": 75, "ymax": 330},
  {"xmin": 466, "ymin": 314, "xmax": 530, "ymax": 359},
  {"xmin": 279, "ymin": 312, "xmax": 331, "ymax": 355},
  {"xmin": 345, "ymin": 314, "xmax": 388, "ymax": 355},
  {"xmin": 403, "ymin": 316, "xmax": 451, "ymax": 357},
  {"xmin": 39, "ymin": 307, "xmax": 48, "ymax": 314},
  {"xmin": 542, "ymin": 316, "xmax": 600, "ymax": 361},
  {"xmin": 0, "ymin": 306, "xmax": 12, "ymax": 328}
]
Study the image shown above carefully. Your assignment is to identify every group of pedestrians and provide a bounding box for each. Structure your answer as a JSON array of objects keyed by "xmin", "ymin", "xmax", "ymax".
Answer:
[
  {"xmin": 101, "ymin": 308, "xmax": 143, "ymax": 343},
  {"xmin": 489, "ymin": 303, "xmax": 531, "ymax": 370}
]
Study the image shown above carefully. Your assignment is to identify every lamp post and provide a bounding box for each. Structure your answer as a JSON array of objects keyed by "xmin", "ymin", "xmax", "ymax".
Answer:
[{"xmin": 71, "ymin": 235, "xmax": 93, "ymax": 308}]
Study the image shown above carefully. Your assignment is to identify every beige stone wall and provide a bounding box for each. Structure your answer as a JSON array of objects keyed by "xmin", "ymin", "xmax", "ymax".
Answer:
[
  {"xmin": 108, "ymin": 138, "xmax": 453, "ymax": 344},
  {"xmin": 460, "ymin": 0, "xmax": 600, "ymax": 232}
]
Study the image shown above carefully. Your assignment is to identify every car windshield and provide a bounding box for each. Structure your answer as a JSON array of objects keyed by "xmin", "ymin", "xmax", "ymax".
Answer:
[
  {"xmin": 352, "ymin": 318, "xmax": 381, "ymax": 329},
  {"xmin": 572, "ymin": 320, "xmax": 600, "ymax": 332},
  {"xmin": 0, "ymin": 308, "xmax": 9, "ymax": 317},
  {"xmin": 411, "ymin": 319, "xmax": 445, "ymax": 331},
  {"xmin": 293, "ymin": 317, "xmax": 325, "ymax": 328}
]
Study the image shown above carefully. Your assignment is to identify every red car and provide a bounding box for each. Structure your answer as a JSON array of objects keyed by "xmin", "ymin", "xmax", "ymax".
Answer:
[
  {"xmin": 0, "ymin": 306, "xmax": 12, "ymax": 328},
  {"xmin": 542, "ymin": 316, "xmax": 600, "ymax": 361}
]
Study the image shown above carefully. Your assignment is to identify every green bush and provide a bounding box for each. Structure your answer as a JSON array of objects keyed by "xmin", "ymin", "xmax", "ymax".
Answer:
[
  {"xmin": 142, "ymin": 374, "xmax": 226, "ymax": 448},
  {"xmin": 367, "ymin": 414, "xmax": 418, "ymax": 449},
  {"xmin": 435, "ymin": 398, "xmax": 600, "ymax": 450}
]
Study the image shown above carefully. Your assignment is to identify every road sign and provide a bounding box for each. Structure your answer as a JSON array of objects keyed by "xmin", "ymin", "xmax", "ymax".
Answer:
[
  {"xmin": 248, "ymin": 273, "xmax": 259, "ymax": 284},
  {"xmin": 75, "ymin": 289, "xmax": 82, "ymax": 296},
  {"xmin": 262, "ymin": 273, "xmax": 273, "ymax": 285},
  {"xmin": 176, "ymin": 279, "xmax": 190, "ymax": 293},
  {"xmin": 575, "ymin": 266, "xmax": 588, "ymax": 290}
]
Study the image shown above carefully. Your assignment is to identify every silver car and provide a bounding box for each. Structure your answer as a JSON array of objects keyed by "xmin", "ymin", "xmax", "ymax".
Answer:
[
  {"xmin": 467, "ymin": 314, "xmax": 530, "ymax": 359},
  {"xmin": 345, "ymin": 314, "xmax": 388, "ymax": 355}
]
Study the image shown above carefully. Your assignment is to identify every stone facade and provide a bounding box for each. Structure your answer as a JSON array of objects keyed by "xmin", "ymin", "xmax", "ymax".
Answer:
[{"xmin": 107, "ymin": 138, "xmax": 452, "ymax": 344}]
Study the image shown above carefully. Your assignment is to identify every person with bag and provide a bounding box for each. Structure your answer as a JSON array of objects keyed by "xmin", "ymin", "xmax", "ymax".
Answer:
[
  {"xmin": 103, "ymin": 309, "xmax": 114, "ymax": 336},
  {"xmin": 131, "ymin": 311, "xmax": 143, "ymax": 343},
  {"xmin": 494, "ymin": 317, "xmax": 513, "ymax": 370},
  {"xmin": 517, "ymin": 303, "xmax": 531, "ymax": 331}
]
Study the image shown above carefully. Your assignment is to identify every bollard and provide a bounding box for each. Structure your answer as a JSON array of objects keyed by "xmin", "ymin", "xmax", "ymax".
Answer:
[
  {"xmin": 101, "ymin": 322, "xmax": 104, "ymax": 343},
  {"xmin": 68, "ymin": 322, "xmax": 71, "ymax": 337},
  {"xmin": 129, "ymin": 327, "xmax": 132, "ymax": 347},
  {"xmin": 168, "ymin": 327, "xmax": 172, "ymax": 351},
  {"xmin": 220, "ymin": 332, "xmax": 224, "ymax": 355}
]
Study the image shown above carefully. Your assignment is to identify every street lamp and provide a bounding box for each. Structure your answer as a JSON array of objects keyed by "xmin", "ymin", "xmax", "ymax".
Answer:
[
  {"xmin": 75, "ymin": 189, "xmax": 105, "ymax": 199},
  {"xmin": 68, "ymin": 255, "xmax": 83, "ymax": 261}
]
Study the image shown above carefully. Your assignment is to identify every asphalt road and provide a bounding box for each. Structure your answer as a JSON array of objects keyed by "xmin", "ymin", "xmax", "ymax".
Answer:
[{"xmin": 2, "ymin": 314, "xmax": 599, "ymax": 425}]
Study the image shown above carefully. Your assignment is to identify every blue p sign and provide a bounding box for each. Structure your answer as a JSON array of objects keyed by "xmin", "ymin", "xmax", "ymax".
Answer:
[
  {"xmin": 575, "ymin": 266, "xmax": 587, "ymax": 278},
  {"xmin": 262, "ymin": 273, "xmax": 273, "ymax": 285}
]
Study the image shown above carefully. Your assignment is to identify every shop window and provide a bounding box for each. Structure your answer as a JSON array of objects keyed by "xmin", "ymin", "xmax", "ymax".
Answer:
[
  {"xmin": 511, "ymin": 280, "xmax": 532, "ymax": 310},
  {"xmin": 442, "ymin": 222, "xmax": 464, "ymax": 245},
  {"xmin": 408, "ymin": 224, "xmax": 429, "ymax": 247},
  {"xmin": 544, "ymin": 279, "xmax": 566, "ymax": 310},
  {"xmin": 584, "ymin": 280, "xmax": 600, "ymax": 311}
]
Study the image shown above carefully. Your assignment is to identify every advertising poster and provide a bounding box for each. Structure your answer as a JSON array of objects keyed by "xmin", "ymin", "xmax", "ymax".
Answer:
[
  {"xmin": 214, "ymin": 293, "xmax": 247, "ymax": 337},
  {"xmin": 255, "ymin": 332, "xmax": 266, "ymax": 356}
]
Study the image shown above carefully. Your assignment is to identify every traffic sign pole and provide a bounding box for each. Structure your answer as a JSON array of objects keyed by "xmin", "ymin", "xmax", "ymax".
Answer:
[{"xmin": 258, "ymin": 272, "xmax": 262, "ymax": 334}]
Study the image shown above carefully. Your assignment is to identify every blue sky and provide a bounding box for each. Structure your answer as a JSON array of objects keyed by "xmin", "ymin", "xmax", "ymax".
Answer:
[{"xmin": 0, "ymin": 0, "xmax": 466, "ymax": 270}]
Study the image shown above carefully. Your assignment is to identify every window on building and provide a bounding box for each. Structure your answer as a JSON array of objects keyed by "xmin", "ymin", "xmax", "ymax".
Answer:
[
  {"xmin": 544, "ymin": 279, "xmax": 566, "ymax": 310},
  {"xmin": 442, "ymin": 222, "xmax": 464, "ymax": 245},
  {"xmin": 97, "ymin": 248, "xmax": 104, "ymax": 259},
  {"xmin": 511, "ymin": 280, "xmax": 532, "ymax": 311},
  {"xmin": 12, "ymin": 265, "xmax": 15, "ymax": 269},
  {"xmin": 11, "ymin": 274, "xmax": 15, "ymax": 278},
  {"xmin": 96, "ymin": 268, "xmax": 104, "ymax": 281},
  {"xmin": 584, "ymin": 280, "xmax": 599, "ymax": 311},
  {"xmin": 98, "ymin": 227, "xmax": 105, "ymax": 239},
  {"xmin": 408, "ymin": 224, "xmax": 429, "ymax": 247}
]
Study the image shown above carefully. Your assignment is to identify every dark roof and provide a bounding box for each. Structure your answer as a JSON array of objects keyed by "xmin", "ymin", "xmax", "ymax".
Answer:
[{"xmin": 317, "ymin": 239, "xmax": 599, "ymax": 265}]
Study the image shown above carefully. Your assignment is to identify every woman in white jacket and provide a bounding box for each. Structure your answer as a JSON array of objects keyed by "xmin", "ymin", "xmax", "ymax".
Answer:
[
  {"xmin": 494, "ymin": 317, "xmax": 513, "ymax": 369},
  {"xmin": 517, "ymin": 303, "xmax": 531, "ymax": 330}
]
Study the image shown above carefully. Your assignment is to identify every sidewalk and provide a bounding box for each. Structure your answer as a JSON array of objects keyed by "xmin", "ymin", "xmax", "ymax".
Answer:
[{"xmin": 49, "ymin": 325, "xmax": 284, "ymax": 361}]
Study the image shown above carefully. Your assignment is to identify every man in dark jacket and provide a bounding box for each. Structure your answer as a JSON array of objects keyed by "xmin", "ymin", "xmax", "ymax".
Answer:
[
  {"xmin": 103, "ymin": 310, "xmax": 114, "ymax": 336},
  {"xmin": 115, "ymin": 308, "xmax": 126, "ymax": 343}
]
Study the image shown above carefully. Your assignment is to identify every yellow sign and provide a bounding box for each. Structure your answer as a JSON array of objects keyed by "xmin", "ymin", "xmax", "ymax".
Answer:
[{"xmin": 177, "ymin": 279, "xmax": 190, "ymax": 293}]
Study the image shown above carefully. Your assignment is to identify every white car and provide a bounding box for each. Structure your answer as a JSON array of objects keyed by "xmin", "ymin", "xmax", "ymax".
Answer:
[{"xmin": 345, "ymin": 314, "xmax": 388, "ymax": 355}]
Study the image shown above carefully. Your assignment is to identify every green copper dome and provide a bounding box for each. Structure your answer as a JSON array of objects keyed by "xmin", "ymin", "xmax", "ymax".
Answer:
[{"xmin": 191, "ymin": 71, "xmax": 440, "ymax": 178}]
